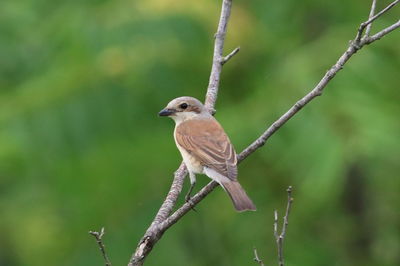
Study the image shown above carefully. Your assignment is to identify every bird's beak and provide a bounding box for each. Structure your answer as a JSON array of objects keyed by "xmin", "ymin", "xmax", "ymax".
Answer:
[{"xmin": 158, "ymin": 108, "xmax": 175, "ymax": 116}]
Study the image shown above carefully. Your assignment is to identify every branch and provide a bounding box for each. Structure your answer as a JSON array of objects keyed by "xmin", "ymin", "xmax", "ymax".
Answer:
[
  {"xmin": 89, "ymin": 227, "xmax": 112, "ymax": 266},
  {"xmin": 366, "ymin": 19, "xmax": 400, "ymax": 43},
  {"xmin": 129, "ymin": 163, "xmax": 187, "ymax": 265},
  {"xmin": 274, "ymin": 186, "xmax": 294, "ymax": 266},
  {"xmin": 355, "ymin": 0, "xmax": 399, "ymax": 44},
  {"xmin": 365, "ymin": 0, "xmax": 377, "ymax": 36},
  {"xmin": 253, "ymin": 247, "xmax": 265, "ymax": 266},
  {"xmin": 147, "ymin": 163, "xmax": 187, "ymax": 227},
  {"xmin": 204, "ymin": 0, "xmax": 236, "ymax": 112},
  {"xmin": 127, "ymin": 1, "xmax": 400, "ymax": 265},
  {"xmin": 239, "ymin": 0, "xmax": 400, "ymax": 160},
  {"xmin": 253, "ymin": 187, "xmax": 293, "ymax": 266},
  {"xmin": 222, "ymin": 47, "xmax": 240, "ymax": 65}
]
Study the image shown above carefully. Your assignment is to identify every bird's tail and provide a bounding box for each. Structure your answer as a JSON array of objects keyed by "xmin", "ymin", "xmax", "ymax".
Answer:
[{"xmin": 221, "ymin": 181, "xmax": 256, "ymax": 212}]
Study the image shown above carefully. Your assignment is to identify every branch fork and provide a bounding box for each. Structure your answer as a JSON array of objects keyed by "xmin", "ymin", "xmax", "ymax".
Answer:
[
  {"xmin": 253, "ymin": 247, "xmax": 265, "ymax": 266},
  {"xmin": 273, "ymin": 186, "xmax": 294, "ymax": 266},
  {"xmin": 89, "ymin": 227, "xmax": 112, "ymax": 266},
  {"xmin": 221, "ymin": 47, "xmax": 241, "ymax": 65},
  {"xmin": 354, "ymin": 0, "xmax": 400, "ymax": 46}
]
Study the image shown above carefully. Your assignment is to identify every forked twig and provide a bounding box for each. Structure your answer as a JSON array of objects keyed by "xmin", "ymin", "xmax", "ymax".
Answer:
[
  {"xmin": 355, "ymin": 0, "xmax": 399, "ymax": 44},
  {"xmin": 365, "ymin": 0, "xmax": 377, "ymax": 36},
  {"xmin": 274, "ymin": 186, "xmax": 294, "ymax": 266},
  {"xmin": 89, "ymin": 227, "xmax": 112, "ymax": 266},
  {"xmin": 253, "ymin": 187, "xmax": 294, "ymax": 266},
  {"xmin": 253, "ymin": 247, "xmax": 265, "ymax": 266}
]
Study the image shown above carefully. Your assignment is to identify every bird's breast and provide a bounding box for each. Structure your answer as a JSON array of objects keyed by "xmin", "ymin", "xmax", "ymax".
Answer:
[{"xmin": 174, "ymin": 134, "xmax": 203, "ymax": 174}]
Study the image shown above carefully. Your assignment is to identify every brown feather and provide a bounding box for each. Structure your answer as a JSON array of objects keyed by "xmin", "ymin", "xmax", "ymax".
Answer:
[
  {"xmin": 175, "ymin": 118, "xmax": 237, "ymax": 180},
  {"xmin": 222, "ymin": 181, "xmax": 256, "ymax": 212}
]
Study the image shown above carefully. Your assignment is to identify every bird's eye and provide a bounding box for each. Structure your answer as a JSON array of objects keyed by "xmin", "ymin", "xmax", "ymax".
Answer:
[{"xmin": 179, "ymin": 103, "xmax": 188, "ymax": 109}]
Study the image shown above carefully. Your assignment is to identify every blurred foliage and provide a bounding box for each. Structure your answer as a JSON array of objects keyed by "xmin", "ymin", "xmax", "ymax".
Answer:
[{"xmin": 1, "ymin": 0, "xmax": 399, "ymax": 265}]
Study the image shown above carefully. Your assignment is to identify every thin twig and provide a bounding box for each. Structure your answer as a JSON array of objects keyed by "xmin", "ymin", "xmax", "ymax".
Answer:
[
  {"xmin": 355, "ymin": 0, "xmax": 400, "ymax": 43},
  {"xmin": 281, "ymin": 187, "xmax": 293, "ymax": 239},
  {"xmin": 273, "ymin": 210, "xmax": 279, "ymax": 240},
  {"xmin": 253, "ymin": 247, "xmax": 265, "ymax": 266},
  {"xmin": 222, "ymin": 47, "xmax": 240, "ymax": 65},
  {"xmin": 239, "ymin": 0, "xmax": 400, "ymax": 160},
  {"xmin": 89, "ymin": 227, "xmax": 112, "ymax": 266},
  {"xmin": 366, "ymin": 19, "xmax": 400, "ymax": 43},
  {"xmin": 365, "ymin": 0, "xmax": 377, "ymax": 36},
  {"xmin": 254, "ymin": 187, "xmax": 294, "ymax": 266},
  {"xmin": 205, "ymin": 0, "xmax": 235, "ymax": 112},
  {"xmin": 274, "ymin": 186, "xmax": 294, "ymax": 266}
]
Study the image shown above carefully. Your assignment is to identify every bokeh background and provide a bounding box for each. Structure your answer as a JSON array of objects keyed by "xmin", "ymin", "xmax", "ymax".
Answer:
[{"xmin": 1, "ymin": 0, "xmax": 399, "ymax": 265}]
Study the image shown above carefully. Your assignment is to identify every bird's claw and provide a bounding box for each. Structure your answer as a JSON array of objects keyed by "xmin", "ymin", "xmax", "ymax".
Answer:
[
  {"xmin": 185, "ymin": 195, "xmax": 197, "ymax": 212},
  {"xmin": 185, "ymin": 194, "xmax": 191, "ymax": 203}
]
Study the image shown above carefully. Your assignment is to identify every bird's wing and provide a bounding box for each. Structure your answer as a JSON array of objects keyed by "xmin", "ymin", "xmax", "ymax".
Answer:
[{"xmin": 175, "ymin": 118, "xmax": 237, "ymax": 180}]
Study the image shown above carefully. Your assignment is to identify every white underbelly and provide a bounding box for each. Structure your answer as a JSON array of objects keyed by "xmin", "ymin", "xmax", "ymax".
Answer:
[{"xmin": 176, "ymin": 143, "xmax": 204, "ymax": 174}]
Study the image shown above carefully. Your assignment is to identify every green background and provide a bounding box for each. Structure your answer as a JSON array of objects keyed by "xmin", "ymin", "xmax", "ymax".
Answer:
[{"xmin": 1, "ymin": 0, "xmax": 399, "ymax": 265}]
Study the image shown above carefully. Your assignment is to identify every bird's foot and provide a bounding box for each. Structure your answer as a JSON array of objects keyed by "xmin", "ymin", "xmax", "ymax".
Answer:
[
  {"xmin": 185, "ymin": 194, "xmax": 191, "ymax": 203},
  {"xmin": 185, "ymin": 195, "xmax": 197, "ymax": 212}
]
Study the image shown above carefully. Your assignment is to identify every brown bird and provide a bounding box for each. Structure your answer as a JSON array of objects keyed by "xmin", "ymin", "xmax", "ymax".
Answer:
[{"xmin": 159, "ymin": 96, "xmax": 256, "ymax": 212}]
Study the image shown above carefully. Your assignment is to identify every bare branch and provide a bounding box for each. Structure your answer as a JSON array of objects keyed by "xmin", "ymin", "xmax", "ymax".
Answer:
[
  {"xmin": 89, "ymin": 227, "xmax": 112, "ymax": 266},
  {"xmin": 222, "ymin": 47, "xmax": 240, "ymax": 65},
  {"xmin": 274, "ymin": 186, "xmax": 294, "ymax": 266},
  {"xmin": 204, "ymin": 0, "xmax": 233, "ymax": 111},
  {"xmin": 365, "ymin": 0, "xmax": 377, "ymax": 36},
  {"xmin": 281, "ymin": 186, "xmax": 293, "ymax": 239},
  {"xmin": 366, "ymin": 19, "xmax": 400, "ymax": 43},
  {"xmin": 129, "ymin": 163, "xmax": 187, "ymax": 266},
  {"xmin": 253, "ymin": 247, "xmax": 265, "ymax": 266},
  {"xmin": 355, "ymin": 0, "xmax": 400, "ymax": 43},
  {"xmin": 239, "ymin": 2, "xmax": 400, "ymax": 160},
  {"xmin": 254, "ymin": 187, "xmax": 294, "ymax": 266},
  {"xmin": 273, "ymin": 210, "xmax": 279, "ymax": 240},
  {"xmin": 148, "ymin": 163, "xmax": 187, "ymax": 226}
]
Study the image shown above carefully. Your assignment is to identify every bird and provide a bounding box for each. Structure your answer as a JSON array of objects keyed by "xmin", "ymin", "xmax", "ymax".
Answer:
[{"xmin": 159, "ymin": 96, "xmax": 256, "ymax": 212}]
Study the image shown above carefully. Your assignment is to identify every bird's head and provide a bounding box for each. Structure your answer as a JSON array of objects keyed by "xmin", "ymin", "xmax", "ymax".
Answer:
[{"xmin": 159, "ymin": 96, "xmax": 209, "ymax": 123}]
